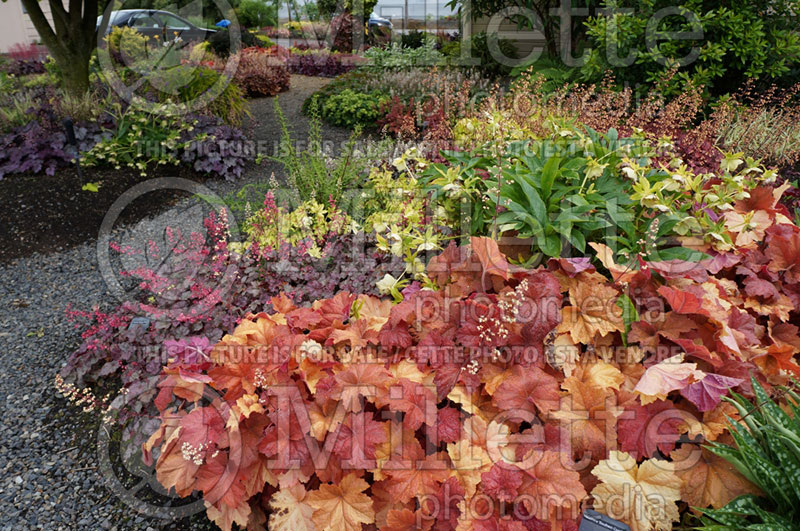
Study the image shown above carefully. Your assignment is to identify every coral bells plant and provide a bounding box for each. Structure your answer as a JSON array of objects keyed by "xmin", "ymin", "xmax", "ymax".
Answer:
[
  {"xmin": 60, "ymin": 210, "xmax": 403, "ymax": 458},
  {"xmin": 143, "ymin": 202, "xmax": 800, "ymax": 531}
]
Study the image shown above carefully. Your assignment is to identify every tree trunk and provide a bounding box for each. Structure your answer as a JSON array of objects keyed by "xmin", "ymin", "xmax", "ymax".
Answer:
[
  {"xmin": 19, "ymin": 0, "xmax": 102, "ymax": 97},
  {"xmin": 59, "ymin": 50, "xmax": 92, "ymax": 95}
]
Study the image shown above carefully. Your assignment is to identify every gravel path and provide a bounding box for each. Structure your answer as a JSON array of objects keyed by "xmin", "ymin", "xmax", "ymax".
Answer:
[{"xmin": 0, "ymin": 75, "xmax": 352, "ymax": 530}]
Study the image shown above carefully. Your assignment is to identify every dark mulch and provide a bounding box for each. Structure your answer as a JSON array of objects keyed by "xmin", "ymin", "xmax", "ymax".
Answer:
[
  {"xmin": 0, "ymin": 75, "xmax": 349, "ymax": 266},
  {"xmin": 0, "ymin": 164, "xmax": 207, "ymax": 265}
]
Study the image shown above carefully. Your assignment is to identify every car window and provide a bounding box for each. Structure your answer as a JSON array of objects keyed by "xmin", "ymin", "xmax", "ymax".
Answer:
[
  {"xmin": 158, "ymin": 14, "xmax": 191, "ymax": 30},
  {"xmin": 130, "ymin": 13, "xmax": 161, "ymax": 28}
]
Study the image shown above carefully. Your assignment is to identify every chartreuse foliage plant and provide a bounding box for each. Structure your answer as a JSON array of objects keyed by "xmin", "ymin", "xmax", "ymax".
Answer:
[
  {"xmin": 320, "ymin": 88, "xmax": 390, "ymax": 129},
  {"xmin": 699, "ymin": 378, "xmax": 800, "ymax": 530},
  {"xmin": 82, "ymin": 103, "xmax": 193, "ymax": 176}
]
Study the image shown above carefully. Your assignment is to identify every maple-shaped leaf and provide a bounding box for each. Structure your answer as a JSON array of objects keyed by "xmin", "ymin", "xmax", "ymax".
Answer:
[
  {"xmin": 329, "ymin": 319, "xmax": 379, "ymax": 349},
  {"xmin": 557, "ymin": 278, "xmax": 624, "ymax": 344},
  {"xmin": 376, "ymin": 378, "xmax": 438, "ymax": 431},
  {"xmin": 492, "ymin": 365, "xmax": 560, "ymax": 418},
  {"xmin": 589, "ymin": 242, "xmax": 639, "ymax": 283},
  {"xmin": 552, "ymin": 378, "xmax": 621, "ymax": 463},
  {"xmin": 448, "ymin": 438, "xmax": 493, "ymax": 498},
  {"xmin": 765, "ymin": 223, "xmax": 800, "ymax": 283},
  {"xmin": 481, "ymin": 463, "xmax": 524, "ymax": 502},
  {"xmin": 671, "ymin": 443, "xmax": 761, "ymax": 511},
  {"xmin": 680, "ymin": 373, "xmax": 743, "ymax": 412},
  {"xmin": 516, "ymin": 450, "xmax": 587, "ymax": 522},
  {"xmin": 657, "ymin": 285, "xmax": 709, "ymax": 316},
  {"xmin": 591, "ymin": 451, "xmax": 682, "ymax": 531},
  {"xmin": 633, "ymin": 354, "xmax": 706, "ymax": 404},
  {"xmin": 758, "ymin": 343, "xmax": 800, "ymax": 377},
  {"xmin": 383, "ymin": 508, "xmax": 432, "ymax": 531},
  {"xmin": 333, "ymin": 363, "xmax": 392, "ymax": 412},
  {"xmin": 205, "ymin": 500, "xmax": 251, "ymax": 531},
  {"xmin": 570, "ymin": 360, "xmax": 624, "ymax": 391},
  {"xmin": 270, "ymin": 292, "xmax": 296, "ymax": 314},
  {"xmin": 724, "ymin": 210, "xmax": 771, "ymax": 247},
  {"xmin": 471, "ymin": 236, "xmax": 510, "ymax": 280},
  {"xmin": 548, "ymin": 257, "xmax": 596, "ymax": 277},
  {"xmin": 425, "ymin": 406, "xmax": 462, "ymax": 446},
  {"xmin": 380, "ymin": 451, "xmax": 450, "ymax": 504},
  {"xmin": 269, "ymin": 484, "xmax": 315, "ymax": 531},
  {"xmin": 677, "ymin": 401, "xmax": 739, "ymax": 442},
  {"xmin": 355, "ymin": 294, "xmax": 393, "ymax": 332},
  {"xmin": 332, "ymin": 411, "xmax": 387, "ymax": 468},
  {"xmin": 306, "ymin": 473, "xmax": 375, "ymax": 531},
  {"xmin": 617, "ymin": 390, "xmax": 682, "ymax": 459},
  {"xmin": 156, "ymin": 426, "xmax": 201, "ymax": 497},
  {"xmin": 379, "ymin": 319, "xmax": 413, "ymax": 350},
  {"xmin": 743, "ymin": 276, "xmax": 779, "ymax": 300}
]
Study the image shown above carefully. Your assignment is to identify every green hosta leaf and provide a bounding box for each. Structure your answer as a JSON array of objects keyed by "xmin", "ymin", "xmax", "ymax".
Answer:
[
  {"xmin": 540, "ymin": 156, "xmax": 561, "ymax": 199},
  {"xmin": 651, "ymin": 246, "xmax": 711, "ymax": 262},
  {"xmin": 541, "ymin": 233, "xmax": 562, "ymax": 257},
  {"xmin": 567, "ymin": 228, "xmax": 586, "ymax": 253}
]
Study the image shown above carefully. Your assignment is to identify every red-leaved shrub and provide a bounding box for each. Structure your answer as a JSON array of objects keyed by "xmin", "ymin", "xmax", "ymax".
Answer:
[
  {"xmin": 328, "ymin": 13, "xmax": 359, "ymax": 53},
  {"xmin": 233, "ymin": 47, "xmax": 290, "ymax": 97},
  {"xmin": 7, "ymin": 42, "xmax": 44, "ymax": 61}
]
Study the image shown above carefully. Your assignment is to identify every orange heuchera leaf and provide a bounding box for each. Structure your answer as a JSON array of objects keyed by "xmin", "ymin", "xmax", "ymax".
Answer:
[
  {"xmin": 384, "ymin": 508, "xmax": 432, "ymax": 531},
  {"xmin": 633, "ymin": 354, "xmax": 706, "ymax": 405},
  {"xmin": 355, "ymin": 294, "xmax": 393, "ymax": 332},
  {"xmin": 589, "ymin": 242, "xmax": 638, "ymax": 283},
  {"xmin": 765, "ymin": 224, "xmax": 800, "ymax": 283},
  {"xmin": 380, "ymin": 451, "xmax": 451, "ymax": 504},
  {"xmin": 516, "ymin": 450, "xmax": 587, "ymax": 522},
  {"xmin": 671, "ymin": 443, "xmax": 761, "ymax": 511},
  {"xmin": 205, "ymin": 500, "xmax": 251, "ymax": 531},
  {"xmin": 333, "ymin": 363, "xmax": 392, "ymax": 412},
  {"xmin": 617, "ymin": 390, "xmax": 682, "ymax": 459},
  {"xmin": 269, "ymin": 484, "xmax": 315, "ymax": 531},
  {"xmin": 492, "ymin": 364, "xmax": 560, "ymax": 418},
  {"xmin": 470, "ymin": 236, "xmax": 510, "ymax": 280},
  {"xmin": 657, "ymin": 285, "xmax": 709, "ymax": 316},
  {"xmin": 306, "ymin": 473, "xmax": 375, "ymax": 531},
  {"xmin": 591, "ymin": 451, "xmax": 682, "ymax": 531},
  {"xmin": 552, "ymin": 378, "xmax": 621, "ymax": 462},
  {"xmin": 557, "ymin": 278, "xmax": 624, "ymax": 344},
  {"xmin": 677, "ymin": 401, "xmax": 739, "ymax": 442},
  {"xmin": 447, "ymin": 438, "xmax": 493, "ymax": 498}
]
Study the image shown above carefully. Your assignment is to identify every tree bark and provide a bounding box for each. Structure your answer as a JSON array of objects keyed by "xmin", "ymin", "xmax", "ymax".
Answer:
[{"xmin": 18, "ymin": 0, "xmax": 103, "ymax": 96}]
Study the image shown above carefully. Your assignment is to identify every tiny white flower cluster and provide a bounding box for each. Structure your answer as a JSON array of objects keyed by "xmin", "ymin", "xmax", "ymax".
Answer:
[
  {"xmin": 465, "ymin": 359, "xmax": 480, "ymax": 375},
  {"xmin": 181, "ymin": 441, "xmax": 211, "ymax": 465},
  {"xmin": 476, "ymin": 313, "xmax": 510, "ymax": 344},
  {"xmin": 54, "ymin": 374, "xmax": 113, "ymax": 422},
  {"xmin": 497, "ymin": 278, "xmax": 529, "ymax": 325},
  {"xmin": 253, "ymin": 368, "xmax": 268, "ymax": 388}
]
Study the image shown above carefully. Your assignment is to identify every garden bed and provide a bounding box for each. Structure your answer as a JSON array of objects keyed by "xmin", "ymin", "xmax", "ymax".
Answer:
[{"xmin": 0, "ymin": 164, "xmax": 203, "ymax": 264}]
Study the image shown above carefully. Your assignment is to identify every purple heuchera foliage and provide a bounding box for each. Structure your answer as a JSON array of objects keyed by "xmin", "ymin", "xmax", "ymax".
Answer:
[
  {"xmin": 0, "ymin": 116, "xmax": 109, "ymax": 179},
  {"xmin": 179, "ymin": 115, "xmax": 248, "ymax": 180},
  {"xmin": 287, "ymin": 52, "xmax": 358, "ymax": 78},
  {"xmin": 0, "ymin": 99, "xmax": 247, "ymax": 180}
]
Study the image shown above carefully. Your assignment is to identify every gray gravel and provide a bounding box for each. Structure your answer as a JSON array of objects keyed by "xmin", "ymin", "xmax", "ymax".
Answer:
[{"xmin": 0, "ymin": 75, "xmax": 353, "ymax": 530}]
